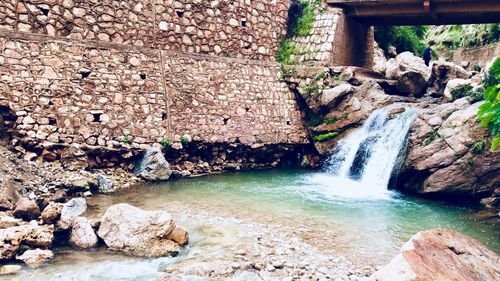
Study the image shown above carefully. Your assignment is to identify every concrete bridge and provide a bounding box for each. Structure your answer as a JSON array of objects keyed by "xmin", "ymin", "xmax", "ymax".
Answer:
[
  {"xmin": 327, "ymin": 0, "xmax": 500, "ymax": 25},
  {"xmin": 325, "ymin": 0, "xmax": 500, "ymax": 68}
]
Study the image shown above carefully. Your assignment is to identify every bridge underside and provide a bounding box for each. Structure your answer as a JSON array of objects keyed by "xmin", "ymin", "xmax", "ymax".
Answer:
[{"xmin": 327, "ymin": 0, "xmax": 500, "ymax": 26}]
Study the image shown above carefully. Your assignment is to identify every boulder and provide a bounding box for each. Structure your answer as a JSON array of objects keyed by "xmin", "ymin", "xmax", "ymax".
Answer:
[
  {"xmin": 370, "ymin": 228, "xmax": 500, "ymax": 281},
  {"xmin": 168, "ymin": 226, "xmax": 189, "ymax": 246},
  {"xmin": 57, "ymin": 198, "xmax": 87, "ymax": 230},
  {"xmin": 135, "ymin": 148, "xmax": 172, "ymax": 181},
  {"xmin": 386, "ymin": 52, "xmax": 431, "ymax": 97},
  {"xmin": 443, "ymin": 78, "xmax": 472, "ymax": 101},
  {"xmin": 0, "ymin": 264, "xmax": 21, "ymax": 275},
  {"xmin": 69, "ymin": 217, "xmax": 98, "ymax": 249},
  {"xmin": 41, "ymin": 202, "xmax": 63, "ymax": 225},
  {"xmin": 0, "ymin": 180, "xmax": 20, "ymax": 211},
  {"xmin": 320, "ymin": 83, "xmax": 354, "ymax": 109},
  {"xmin": 0, "ymin": 224, "xmax": 54, "ymax": 260},
  {"xmin": 16, "ymin": 249, "xmax": 54, "ymax": 269},
  {"xmin": 426, "ymin": 62, "xmax": 471, "ymax": 97},
  {"xmin": 97, "ymin": 204, "xmax": 184, "ymax": 257},
  {"xmin": 399, "ymin": 101, "xmax": 499, "ymax": 199},
  {"xmin": 373, "ymin": 43, "xmax": 388, "ymax": 74},
  {"xmin": 13, "ymin": 198, "xmax": 40, "ymax": 221},
  {"xmin": 0, "ymin": 215, "xmax": 25, "ymax": 228},
  {"xmin": 0, "ymin": 198, "xmax": 13, "ymax": 211}
]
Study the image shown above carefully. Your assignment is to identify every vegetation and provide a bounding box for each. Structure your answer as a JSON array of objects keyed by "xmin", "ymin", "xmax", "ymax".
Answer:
[
  {"xmin": 313, "ymin": 132, "xmax": 339, "ymax": 142},
  {"xmin": 160, "ymin": 139, "xmax": 172, "ymax": 150},
  {"xmin": 277, "ymin": 0, "xmax": 320, "ymax": 64},
  {"xmin": 180, "ymin": 135, "xmax": 191, "ymax": 146},
  {"xmin": 375, "ymin": 26, "xmax": 427, "ymax": 55},
  {"xmin": 324, "ymin": 116, "xmax": 340, "ymax": 125},
  {"xmin": 120, "ymin": 135, "xmax": 130, "ymax": 144},
  {"xmin": 477, "ymin": 58, "xmax": 500, "ymax": 152},
  {"xmin": 470, "ymin": 138, "xmax": 487, "ymax": 155},
  {"xmin": 300, "ymin": 82, "xmax": 321, "ymax": 96},
  {"xmin": 450, "ymin": 84, "xmax": 482, "ymax": 103},
  {"xmin": 422, "ymin": 131, "xmax": 437, "ymax": 146}
]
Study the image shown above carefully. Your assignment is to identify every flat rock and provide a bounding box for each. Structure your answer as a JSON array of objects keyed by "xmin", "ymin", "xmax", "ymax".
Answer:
[
  {"xmin": 16, "ymin": 248, "xmax": 54, "ymax": 269},
  {"xmin": 0, "ymin": 264, "xmax": 22, "ymax": 275},
  {"xmin": 370, "ymin": 228, "xmax": 500, "ymax": 281}
]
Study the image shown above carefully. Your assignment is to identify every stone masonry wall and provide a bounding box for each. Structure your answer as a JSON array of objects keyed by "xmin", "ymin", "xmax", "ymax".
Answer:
[
  {"xmin": 0, "ymin": 0, "xmax": 291, "ymax": 61},
  {"xmin": 0, "ymin": 30, "xmax": 308, "ymax": 149}
]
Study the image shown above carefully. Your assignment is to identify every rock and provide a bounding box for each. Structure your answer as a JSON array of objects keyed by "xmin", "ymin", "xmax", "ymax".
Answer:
[
  {"xmin": 426, "ymin": 62, "xmax": 471, "ymax": 97},
  {"xmin": 443, "ymin": 78, "xmax": 472, "ymax": 101},
  {"xmin": 373, "ymin": 43, "xmax": 387, "ymax": 74},
  {"xmin": 135, "ymin": 148, "xmax": 172, "ymax": 181},
  {"xmin": 387, "ymin": 46, "xmax": 397, "ymax": 58},
  {"xmin": 41, "ymin": 202, "xmax": 63, "ymax": 224},
  {"xmin": 0, "ymin": 264, "xmax": 22, "ymax": 275},
  {"xmin": 13, "ymin": 198, "xmax": 40, "ymax": 221},
  {"xmin": 57, "ymin": 198, "xmax": 87, "ymax": 230},
  {"xmin": 96, "ymin": 174, "xmax": 114, "ymax": 193},
  {"xmin": 386, "ymin": 52, "xmax": 431, "ymax": 97},
  {"xmin": 168, "ymin": 226, "xmax": 189, "ymax": 246},
  {"xmin": 0, "ymin": 215, "xmax": 25, "ymax": 228},
  {"xmin": 0, "ymin": 224, "xmax": 54, "ymax": 260},
  {"xmin": 320, "ymin": 83, "xmax": 355, "ymax": 109},
  {"xmin": 370, "ymin": 228, "xmax": 500, "ymax": 281},
  {"xmin": 16, "ymin": 249, "xmax": 54, "ymax": 269},
  {"xmin": 0, "ymin": 198, "xmax": 14, "ymax": 211},
  {"xmin": 69, "ymin": 217, "xmax": 98, "ymax": 249},
  {"xmin": 97, "ymin": 204, "xmax": 183, "ymax": 257}
]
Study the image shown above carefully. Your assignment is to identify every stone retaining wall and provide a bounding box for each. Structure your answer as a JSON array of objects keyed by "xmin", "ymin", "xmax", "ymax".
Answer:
[
  {"xmin": 0, "ymin": 0, "xmax": 291, "ymax": 61},
  {"xmin": 0, "ymin": 30, "xmax": 308, "ymax": 149}
]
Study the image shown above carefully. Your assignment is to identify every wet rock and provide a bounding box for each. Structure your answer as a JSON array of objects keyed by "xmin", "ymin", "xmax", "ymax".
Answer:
[
  {"xmin": 57, "ymin": 198, "xmax": 87, "ymax": 230},
  {"xmin": 41, "ymin": 202, "xmax": 63, "ymax": 225},
  {"xmin": 69, "ymin": 217, "xmax": 98, "ymax": 249},
  {"xmin": 0, "ymin": 224, "xmax": 54, "ymax": 260},
  {"xmin": 386, "ymin": 52, "xmax": 431, "ymax": 97},
  {"xmin": 16, "ymin": 249, "xmax": 54, "ymax": 269},
  {"xmin": 97, "ymin": 203, "xmax": 184, "ymax": 257},
  {"xmin": 96, "ymin": 174, "xmax": 114, "ymax": 193},
  {"xmin": 0, "ymin": 198, "xmax": 14, "ymax": 211},
  {"xmin": 168, "ymin": 226, "xmax": 189, "ymax": 246},
  {"xmin": 13, "ymin": 198, "xmax": 40, "ymax": 221},
  {"xmin": 370, "ymin": 228, "xmax": 500, "ymax": 281},
  {"xmin": 135, "ymin": 148, "xmax": 172, "ymax": 181},
  {"xmin": 427, "ymin": 62, "xmax": 471, "ymax": 97}
]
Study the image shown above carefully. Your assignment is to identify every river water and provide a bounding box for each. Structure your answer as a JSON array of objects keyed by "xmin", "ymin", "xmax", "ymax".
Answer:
[{"xmin": 9, "ymin": 169, "xmax": 499, "ymax": 281}]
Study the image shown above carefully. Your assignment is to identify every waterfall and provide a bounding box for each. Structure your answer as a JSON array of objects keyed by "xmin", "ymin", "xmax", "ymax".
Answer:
[{"xmin": 307, "ymin": 108, "xmax": 416, "ymax": 199}]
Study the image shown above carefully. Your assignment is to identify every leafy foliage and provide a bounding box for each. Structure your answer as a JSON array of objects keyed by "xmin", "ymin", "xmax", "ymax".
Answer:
[
  {"xmin": 160, "ymin": 139, "xmax": 172, "ymax": 149},
  {"xmin": 180, "ymin": 135, "xmax": 191, "ymax": 146},
  {"xmin": 276, "ymin": 40, "xmax": 300, "ymax": 65},
  {"xmin": 120, "ymin": 135, "xmax": 130, "ymax": 144},
  {"xmin": 477, "ymin": 58, "xmax": 500, "ymax": 151},
  {"xmin": 450, "ymin": 84, "xmax": 473, "ymax": 100},
  {"xmin": 313, "ymin": 132, "xmax": 339, "ymax": 142},
  {"xmin": 375, "ymin": 26, "xmax": 427, "ymax": 55}
]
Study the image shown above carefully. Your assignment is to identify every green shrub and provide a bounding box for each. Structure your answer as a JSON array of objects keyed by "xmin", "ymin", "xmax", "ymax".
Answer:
[
  {"xmin": 375, "ymin": 26, "xmax": 427, "ymax": 55},
  {"xmin": 470, "ymin": 138, "xmax": 487, "ymax": 155},
  {"xmin": 120, "ymin": 135, "xmax": 130, "ymax": 144},
  {"xmin": 451, "ymin": 84, "xmax": 474, "ymax": 100},
  {"xmin": 315, "ymin": 70, "xmax": 327, "ymax": 81},
  {"xmin": 180, "ymin": 135, "xmax": 191, "ymax": 146},
  {"xmin": 277, "ymin": 40, "xmax": 300, "ymax": 64},
  {"xmin": 160, "ymin": 139, "xmax": 172, "ymax": 149},
  {"xmin": 300, "ymin": 82, "xmax": 321, "ymax": 96},
  {"xmin": 477, "ymin": 58, "xmax": 500, "ymax": 151},
  {"xmin": 313, "ymin": 132, "xmax": 339, "ymax": 142},
  {"xmin": 295, "ymin": 0, "xmax": 316, "ymax": 37},
  {"xmin": 324, "ymin": 117, "xmax": 340, "ymax": 124}
]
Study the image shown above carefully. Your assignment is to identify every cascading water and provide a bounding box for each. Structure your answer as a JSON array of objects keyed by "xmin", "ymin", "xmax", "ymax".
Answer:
[{"xmin": 307, "ymin": 108, "xmax": 417, "ymax": 199}]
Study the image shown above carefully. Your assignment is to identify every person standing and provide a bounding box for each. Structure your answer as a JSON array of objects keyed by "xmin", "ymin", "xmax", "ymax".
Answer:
[{"xmin": 423, "ymin": 46, "xmax": 432, "ymax": 66}]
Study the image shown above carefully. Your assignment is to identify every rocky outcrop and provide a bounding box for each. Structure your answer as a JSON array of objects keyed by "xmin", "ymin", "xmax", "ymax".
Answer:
[
  {"xmin": 97, "ymin": 204, "xmax": 186, "ymax": 257},
  {"xmin": 371, "ymin": 228, "xmax": 500, "ymax": 281},
  {"xmin": 16, "ymin": 249, "xmax": 54, "ymax": 269},
  {"xmin": 398, "ymin": 99, "xmax": 500, "ymax": 203},
  {"xmin": 386, "ymin": 52, "xmax": 432, "ymax": 97},
  {"xmin": 427, "ymin": 62, "xmax": 471, "ymax": 97},
  {"xmin": 12, "ymin": 198, "xmax": 40, "ymax": 221},
  {"xmin": 69, "ymin": 217, "xmax": 98, "ymax": 249},
  {"xmin": 135, "ymin": 148, "xmax": 172, "ymax": 181},
  {"xmin": 0, "ymin": 224, "xmax": 54, "ymax": 261}
]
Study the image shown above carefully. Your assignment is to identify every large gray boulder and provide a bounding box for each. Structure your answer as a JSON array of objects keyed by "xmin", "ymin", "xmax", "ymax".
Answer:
[
  {"xmin": 97, "ymin": 204, "xmax": 185, "ymax": 257},
  {"xmin": 386, "ymin": 52, "xmax": 431, "ymax": 97},
  {"xmin": 135, "ymin": 148, "xmax": 172, "ymax": 181},
  {"xmin": 320, "ymin": 83, "xmax": 355, "ymax": 109},
  {"xmin": 370, "ymin": 228, "xmax": 500, "ymax": 281}
]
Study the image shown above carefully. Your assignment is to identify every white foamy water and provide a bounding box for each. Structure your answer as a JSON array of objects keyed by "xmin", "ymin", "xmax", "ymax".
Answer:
[{"xmin": 306, "ymin": 108, "xmax": 417, "ymax": 200}]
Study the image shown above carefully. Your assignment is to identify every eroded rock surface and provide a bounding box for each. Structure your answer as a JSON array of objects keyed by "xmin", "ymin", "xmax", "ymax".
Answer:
[
  {"xmin": 371, "ymin": 228, "xmax": 500, "ymax": 281},
  {"xmin": 97, "ymin": 204, "xmax": 184, "ymax": 257},
  {"xmin": 69, "ymin": 217, "xmax": 98, "ymax": 249},
  {"xmin": 135, "ymin": 148, "xmax": 172, "ymax": 181},
  {"xmin": 386, "ymin": 52, "xmax": 432, "ymax": 96}
]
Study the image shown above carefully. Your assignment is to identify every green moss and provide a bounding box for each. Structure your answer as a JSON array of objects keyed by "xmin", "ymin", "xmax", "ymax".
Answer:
[
  {"xmin": 313, "ymin": 132, "xmax": 339, "ymax": 142},
  {"xmin": 470, "ymin": 138, "xmax": 487, "ymax": 155},
  {"xmin": 120, "ymin": 135, "xmax": 130, "ymax": 144},
  {"xmin": 180, "ymin": 135, "xmax": 191, "ymax": 146},
  {"xmin": 160, "ymin": 139, "xmax": 172, "ymax": 149},
  {"xmin": 300, "ymin": 82, "xmax": 321, "ymax": 96},
  {"xmin": 276, "ymin": 40, "xmax": 300, "ymax": 65},
  {"xmin": 315, "ymin": 70, "xmax": 327, "ymax": 81},
  {"xmin": 422, "ymin": 131, "xmax": 437, "ymax": 146}
]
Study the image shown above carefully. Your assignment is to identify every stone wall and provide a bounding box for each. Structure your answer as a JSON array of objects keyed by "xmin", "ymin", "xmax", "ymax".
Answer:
[
  {"xmin": 0, "ymin": 30, "xmax": 308, "ymax": 149},
  {"xmin": 0, "ymin": 0, "xmax": 291, "ymax": 61},
  {"xmin": 452, "ymin": 43, "xmax": 500, "ymax": 69}
]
